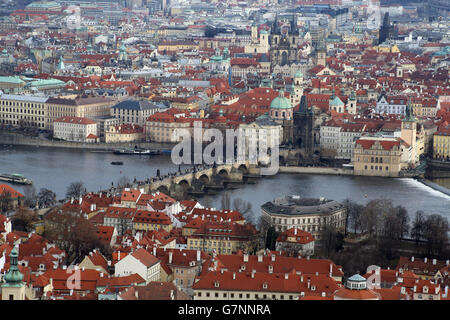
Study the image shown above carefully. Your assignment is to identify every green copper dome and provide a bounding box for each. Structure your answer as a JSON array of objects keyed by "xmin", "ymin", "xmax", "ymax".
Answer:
[
  {"xmin": 329, "ymin": 95, "xmax": 344, "ymax": 106},
  {"xmin": 294, "ymin": 70, "xmax": 303, "ymax": 78},
  {"xmin": 3, "ymin": 246, "xmax": 24, "ymax": 286},
  {"xmin": 260, "ymin": 29, "xmax": 268, "ymax": 35},
  {"xmin": 270, "ymin": 91, "xmax": 292, "ymax": 110}
]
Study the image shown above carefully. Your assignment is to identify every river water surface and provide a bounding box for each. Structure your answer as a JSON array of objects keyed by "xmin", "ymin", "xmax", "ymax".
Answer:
[{"xmin": 1, "ymin": 145, "xmax": 449, "ymax": 222}]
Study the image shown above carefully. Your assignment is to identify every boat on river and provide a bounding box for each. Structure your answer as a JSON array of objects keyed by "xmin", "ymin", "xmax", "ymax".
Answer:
[
  {"xmin": 113, "ymin": 148, "xmax": 161, "ymax": 155},
  {"xmin": 0, "ymin": 173, "xmax": 32, "ymax": 185}
]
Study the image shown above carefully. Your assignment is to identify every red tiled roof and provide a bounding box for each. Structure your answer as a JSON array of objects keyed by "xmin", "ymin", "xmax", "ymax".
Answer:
[
  {"xmin": 54, "ymin": 116, "xmax": 96, "ymax": 125},
  {"xmin": 0, "ymin": 184, "xmax": 24, "ymax": 199},
  {"xmin": 193, "ymin": 270, "xmax": 339, "ymax": 296},
  {"xmin": 215, "ymin": 254, "xmax": 344, "ymax": 278},
  {"xmin": 276, "ymin": 228, "xmax": 314, "ymax": 244},
  {"xmin": 333, "ymin": 287, "xmax": 380, "ymax": 300},
  {"xmin": 130, "ymin": 248, "xmax": 159, "ymax": 268}
]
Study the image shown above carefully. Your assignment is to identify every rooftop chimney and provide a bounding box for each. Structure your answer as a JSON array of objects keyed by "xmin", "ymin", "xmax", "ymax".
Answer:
[
  {"xmin": 424, "ymin": 257, "xmax": 427, "ymax": 263},
  {"xmin": 243, "ymin": 254, "xmax": 249, "ymax": 262},
  {"xmin": 153, "ymin": 247, "xmax": 156, "ymax": 256},
  {"xmin": 232, "ymin": 272, "xmax": 236, "ymax": 280},
  {"xmin": 169, "ymin": 251, "xmax": 173, "ymax": 264},
  {"xmin": 271, "ymin": 254, "xmax": 275, "ymax": 262},
  {"xmin": 294, "ymin": 228, "xmax": 297, "ymax": 235},
  {"xmin": 432, "ymin": 259, "xmax": 436, "ymax": 265},
  {"xmin": 411, "ymin": 256, "xmax": 414, "ymax": 262},
  {"xmin": 257, "ymin": 255, "xmax": 263, "ymax": 262},
  {"xmin": 197, "ymin": 250, "xmax": 201, "ymax": 262},
  {"xmin": 284, "ymin": 273, "xmax": 289, "ymax": 280}
]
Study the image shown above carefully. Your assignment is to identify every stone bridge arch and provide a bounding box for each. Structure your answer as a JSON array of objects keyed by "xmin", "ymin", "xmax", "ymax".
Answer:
[
  {"xmin": 157, "ymin": 185, "xmax": 170, "ymax": 195},
  {"xmin": 197, "ymin": 174, "xmax": 210, "ymax": 185},
  {"xmin": 217, "ymin": 168, "xmax": 230, "ymax": 180}
]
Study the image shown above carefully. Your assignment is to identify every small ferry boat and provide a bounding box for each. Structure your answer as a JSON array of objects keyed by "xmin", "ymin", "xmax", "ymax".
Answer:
[
  {"xmin": 111, "ymin": 161, "xmax": 124, "ymax": 165},
  {"xmin": 113, "ymin": 148, "xmax": 161, "ymax": 155},
  {"xmin": 0, "ymin": 173, "xmax": 32, "ymax": 185}
]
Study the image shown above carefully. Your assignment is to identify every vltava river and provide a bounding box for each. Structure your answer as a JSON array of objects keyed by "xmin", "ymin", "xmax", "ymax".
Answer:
[{"xmin": 1, "ymin": 145, "xmax": 449, "ymax": 222}]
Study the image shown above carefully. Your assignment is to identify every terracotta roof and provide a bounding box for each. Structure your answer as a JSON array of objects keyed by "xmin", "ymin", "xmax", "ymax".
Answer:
[
  {"xmin": 54, "ymin": 116, "xmax": 96, "ymax": 125},
  {"xmin": 333, "ymin": 287, "xmax": 380, "ymax": 300},
  {"xmin": 130, "ymin": 248, "xmax": 159, "ymax": 268},
  {"xmin": 193, "ymin": 270, "xmax": 339, "ymax": 296},
  {"xmin": 0, "ymin": 184, "xmax": 24, "ymax": 199},
  {"xmin": 215, "ymin": 254, "xmax": 343, "ymax": 278},
  {"xmin": 276, "ymin": 227, "xmax": 314, "ymax": 244}
]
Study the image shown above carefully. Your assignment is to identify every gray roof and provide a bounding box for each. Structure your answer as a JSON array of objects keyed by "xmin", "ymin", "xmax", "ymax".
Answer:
[
  {"xmin": 112, "ymin": 100, "xmax": 162, "ymax": 111},
  {"xmin": 0, "ymin": 93, "xmax": 48, "ymax": 103},
  {"xmin": 348, "ymin": 274, "xmax": 366, "ymax": 282},
  {"xmin": 261, "ymin": 196, "xmax": 345, "ymax": 216}
]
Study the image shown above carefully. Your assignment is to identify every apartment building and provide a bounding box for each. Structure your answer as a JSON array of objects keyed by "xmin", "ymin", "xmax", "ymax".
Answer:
[
  {"xmin": 0, "ymin": 93, "xmax": 47, "ymax": 128},
  {"xmin": 53, "ymin": 116, "xmax": 97, "ymax": 142}
]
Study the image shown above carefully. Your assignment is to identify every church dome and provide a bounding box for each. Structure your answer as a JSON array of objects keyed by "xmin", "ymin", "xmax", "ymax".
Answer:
[
  {"xmin": 260, "ymin": 29, "xmax": 268, "ymax": 35},
  {"xmin": 294, "ymin": 70, "xmax": 303, "ymax": 78},
  {"xmin": 4, "ymin": 247, "xmax": 24, "ymax": 285},
  {"xmin": 329, "ymin": 96, "xmax": 344, "ymax": 107},
  {"xmin": 270, "ymin": 91, "xmax": 292, "ymax": 110}
]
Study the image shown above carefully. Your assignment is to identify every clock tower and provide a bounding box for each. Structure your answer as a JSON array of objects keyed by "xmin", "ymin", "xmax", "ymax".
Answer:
[{"xmin": 401, "ymin": 99, "xmax": 417, "ymax": 164}]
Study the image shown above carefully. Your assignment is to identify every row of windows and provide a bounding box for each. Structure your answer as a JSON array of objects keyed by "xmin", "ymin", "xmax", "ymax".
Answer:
[
  {"xmin": 1, "ymin": 108, "xmax": 44, "ymax": 114},
  {"xmin": 364, "ymin": 165, "xmax": 389, "ymax": 171},
  {"xmin": 196, "ymin": 291, "xmax": 296, "ymax": 300},
  {"xmin": 272, "ymin": 215, "xmax": 341, "ymax": 225}
]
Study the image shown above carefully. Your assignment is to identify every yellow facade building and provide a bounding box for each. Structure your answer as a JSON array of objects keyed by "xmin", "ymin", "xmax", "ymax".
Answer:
[{"xmin": 433, "ymin": 127, "xmax": 450, "ymax": 159}]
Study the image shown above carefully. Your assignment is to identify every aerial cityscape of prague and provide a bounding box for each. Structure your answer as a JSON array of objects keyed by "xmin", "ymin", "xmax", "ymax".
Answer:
[{"xmin": 0, "ymin": 0, "xmax": 449, "ymax": 306}]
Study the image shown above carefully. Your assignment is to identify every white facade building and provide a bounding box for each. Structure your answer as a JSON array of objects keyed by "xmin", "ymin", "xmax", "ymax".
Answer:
[
  {"xmin": 375, "ymin": 94, "xmax": 407, "ymax": 115},
  {"xmin": 114, "ymin": 248, "xmax": 160, "ymax": 284},
  {"xmin": 53, "ymin": 116, "xmax": 97, "ymax": 142}
]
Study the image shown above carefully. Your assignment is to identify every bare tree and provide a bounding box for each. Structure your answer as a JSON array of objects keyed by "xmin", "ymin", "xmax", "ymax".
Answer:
[
  {"xmin": 12, "ymin": 207, "xmax": 39, "ymax": 232},
  {"xmin": 411, "ymin": 210, "xmax": 425, "ymax": 246},
  {"xmin": 23, "ymin": 185, "xmax": 37, "ymax": 208},
  {"xmin": 423, "ymin": 214, "xmax": 449, "ymax": 258},
  {"xmin": 202, "ymin": 195, "xmax": 213, "ymax": 208},
  {"xmin": 66, "ymin": 181, "xmax": 86, "ymax": 199},
  {"xmin": 44, "ymin": 208, "xmax": 103, "ymax": 262},
  {"xmin": 319, "ymin": 223, "xmax": 344, "ymax": 259},
  {"xmin": 232, "ymin": 197, "xmax": 253, "ymax": 222},
  {"xmin": 360, "ymin": 199, "xmax": 392, "ymax": 237},
  {"xmin": 220, "ymin": 191, "xmax": 231, "ymax": 210},
  {"xmin": 395, "ymin": 205, "xmax": 410, "ymax": 239},
  {"xmin": 0, "ymin": 191, "xmax": 12, "ymax": 213},
  {"xmin": 343, "ymin": 198, "xmax": 364, "ymax": 235},
  {"xmin": 116, "ymin": 176, "xmax": 131, "ymax": 190},
  {"xmin": 37, "ymin": 188, "xmax": 56, "ymax": 208}
]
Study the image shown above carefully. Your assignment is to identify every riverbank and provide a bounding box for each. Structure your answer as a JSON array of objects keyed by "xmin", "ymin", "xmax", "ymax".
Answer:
[{"xmin": 0, "ymin": 131, "xmax": 174, "ymax": 151}]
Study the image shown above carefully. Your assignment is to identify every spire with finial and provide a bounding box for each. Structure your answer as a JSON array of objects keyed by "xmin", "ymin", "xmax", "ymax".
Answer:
[
  {"xmin": 3, "ymin": 246, "xmax": 24, "ymax": 287},
  {"xmin": 404, "ymin": 98, "xmax": 416, "ymax": 122}
]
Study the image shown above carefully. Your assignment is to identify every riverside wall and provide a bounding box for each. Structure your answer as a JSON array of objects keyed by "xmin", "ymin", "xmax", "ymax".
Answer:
[
  {"xmin": 278, "ymin": 166, "xmax": 354, "ymax": 175},
  {"xmin": 0, "ymin": 132, "xmax": 174, "ymax": 151}
]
